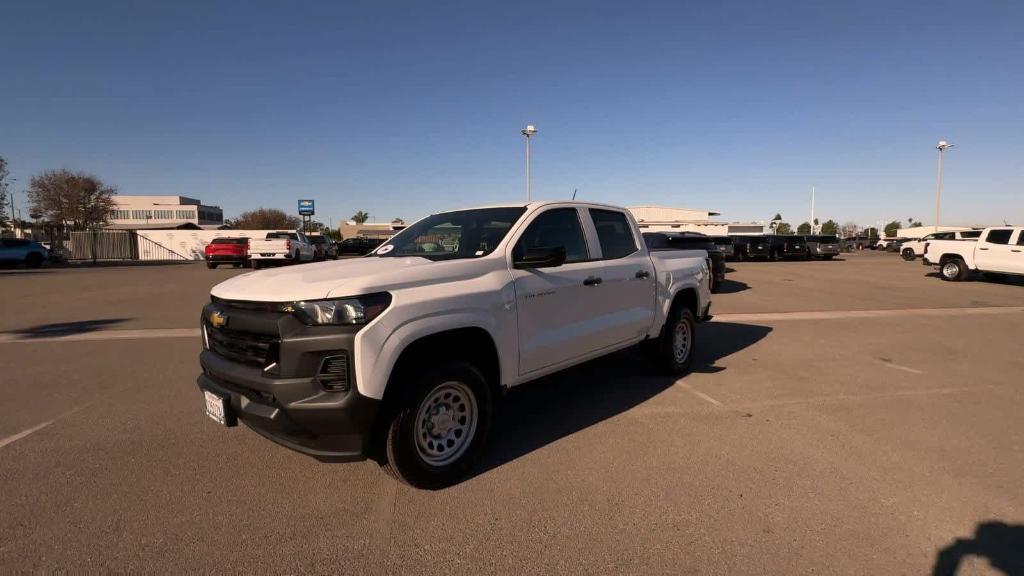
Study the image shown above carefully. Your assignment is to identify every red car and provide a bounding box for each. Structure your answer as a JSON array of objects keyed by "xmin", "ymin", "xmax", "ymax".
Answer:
[{"xmin": 204, "ymin": 238, "xmax": 249, "ymax": 269}]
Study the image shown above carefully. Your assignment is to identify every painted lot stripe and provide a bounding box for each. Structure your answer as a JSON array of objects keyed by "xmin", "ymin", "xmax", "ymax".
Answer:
[
  {"xmin": 0, "ymin": 420, "xmax": 55, "ymax": 450},
  {"xmin": 0, "ymin": 306, "xmax": 1021, "ymax": 344},
  {"xmin": 0, "ymin": 327, "xmax": 200, "ymax": 344},
  {"xmin": 712, "ymin": 306, "xmax": 1024, "ymax": 323}
]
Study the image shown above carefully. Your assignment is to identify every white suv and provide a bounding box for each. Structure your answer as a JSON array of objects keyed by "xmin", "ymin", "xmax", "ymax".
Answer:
[{"xmin": 901, "ymin": 230, "xmax": 981, "ymax": 261}]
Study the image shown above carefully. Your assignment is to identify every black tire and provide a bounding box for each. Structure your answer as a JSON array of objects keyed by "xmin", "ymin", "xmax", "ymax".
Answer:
[
  {"xmin": 939, "ymin": 258, "xmax": 967, "ymax": 281},
  {"xmin": 901, "ymin": 249, "xmax": 915, "ymax": 261},
  {"xmin": 233, "ymin": 263, "xmax": 241, "ymax": 268},
  {"xmin": 25, "ymin": 252, "xmax": 44, "ymax": 269},
  {"xmin": 251, "ymin": 260, "xmax": 262, "ymax": 270},
  {"xmin": 655, "ymin": 306, "xmax": 697, "ymax": 376},
  {"xmin": 824, "ymin": 255, "xmax": 835, "ymax": 260},
  {"xmin": 769, "ymin": 250, "xmax": 778, "ymax": 262},
  {"xmin": 206, "ymin": 261, "xmax": 217, "ymax": 269},
  {"xmin": 383, "ymin": 361, "xmax": 494, "ymax": 489}
]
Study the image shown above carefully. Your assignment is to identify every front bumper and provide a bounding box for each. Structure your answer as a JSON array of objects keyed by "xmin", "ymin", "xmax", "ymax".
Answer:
[{"xmin": 196, "ymin": 304, "xmax": 381, "ymax": 462}]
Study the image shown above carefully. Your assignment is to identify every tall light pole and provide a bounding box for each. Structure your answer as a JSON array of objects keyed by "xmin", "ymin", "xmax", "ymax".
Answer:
[
  {"xmin": 810, "ymin": 186, "xmax": 816, "ymax": 233},
  {"xmin": 935, "ymin": 140, "xmax": 954, "ymax": 232},
  {"xmin": 521, "ymin": 124, "xmax": 537, "ymax": 201}
]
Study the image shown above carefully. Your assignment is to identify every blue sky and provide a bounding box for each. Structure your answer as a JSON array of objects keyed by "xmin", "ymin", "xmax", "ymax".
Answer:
[{"xmin": 2, "ymin": 0, "xmax": 1022, "ymax": 228}]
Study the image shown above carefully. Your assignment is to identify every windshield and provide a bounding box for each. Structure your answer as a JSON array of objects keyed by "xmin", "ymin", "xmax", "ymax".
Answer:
[{"xmin": 374, "ymin": 207, "xmax": 526, "ymax": 260}]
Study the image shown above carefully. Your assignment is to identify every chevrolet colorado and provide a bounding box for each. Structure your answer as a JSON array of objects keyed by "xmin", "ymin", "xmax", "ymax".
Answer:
[
  {"xmin": 198, "ymin": 201, "xmax": 712, "ymax": 488},
  {"xmin": 924, "ymin": 227, "xmax": 1024, "ymax": 282}
]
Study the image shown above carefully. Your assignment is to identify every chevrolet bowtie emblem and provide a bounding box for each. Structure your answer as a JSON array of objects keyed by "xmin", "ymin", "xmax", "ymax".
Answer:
[{"xmin": 209, "ymin": 310, "xmax": 228, "ymax": 328}]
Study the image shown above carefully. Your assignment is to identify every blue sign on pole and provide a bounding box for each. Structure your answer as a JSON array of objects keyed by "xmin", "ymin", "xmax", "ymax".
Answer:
[{"xmin": 298, "ymin": 199, "xmax": 315, "ymax": 216}]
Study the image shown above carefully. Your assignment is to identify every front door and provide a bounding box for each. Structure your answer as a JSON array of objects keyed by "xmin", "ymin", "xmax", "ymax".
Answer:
[{"xmin": 512, "ymin": 207, "xmax": 606, "ymax": 375}]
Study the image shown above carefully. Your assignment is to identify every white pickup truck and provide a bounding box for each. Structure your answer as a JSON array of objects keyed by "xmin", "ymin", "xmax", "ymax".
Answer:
[
  {"xmin": 198, "ymin": 201, "xmax": 712, "ymax": 487},
  {"xmin": 248, "ymin": 231, "xmax": 315, "ymax": 269},
  {"xmin": 923, "ymin": 227, "xmax": 1024, "ymax": 281},
  {"xmin": 900, "ymin": 230, "xmax": 981, "ymax": 261}
]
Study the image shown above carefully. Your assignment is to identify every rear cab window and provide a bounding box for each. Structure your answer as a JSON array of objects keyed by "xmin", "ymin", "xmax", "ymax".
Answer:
[{"xmin": 588, "ymin": 209, "xmax": 638, "ymax": 259}]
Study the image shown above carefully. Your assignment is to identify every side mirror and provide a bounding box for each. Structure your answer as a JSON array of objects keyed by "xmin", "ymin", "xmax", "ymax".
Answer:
[{"xmin": 514, "ymin": 246, "xmax": 567, "ymax": 269}]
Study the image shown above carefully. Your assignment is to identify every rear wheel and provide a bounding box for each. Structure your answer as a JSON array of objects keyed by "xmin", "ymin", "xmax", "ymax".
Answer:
[
  {"xmin": 25, "ymin": 252, "xmax": 44, "ymax": 269},
  {"xmin": 383, "ymin": 361, "xmax": 493, "ymax": 489},
  {"xmin": 655, "ymin": 306, "xmax": 697, "ymax": 376},
  {"xmin": 901, "ymin": 249, "xmax": 915, "ymax": 261},
  {"xmin": 251, "ymin": 260, "xmax": 262, "ymax": 270},
  {"xmin": 940, "ymin": 258, "xmax": 967, "ymax": 281},
  {"xmin": 206, "ymin": 261, "xmax": 217, "ymax": 269}
]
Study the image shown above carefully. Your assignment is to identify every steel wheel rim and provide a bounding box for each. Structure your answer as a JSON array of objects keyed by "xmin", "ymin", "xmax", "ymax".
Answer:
[
  {"xmin": 414, "ymin": 381, "xmax": 478, "ymax": 467},
  {"xmin": 672, "ymin": 319, "xmax": 691, "ymax": 365},
  {"xmin": 942, "ymin": 262, "xmax": 958, "ymax": 278}
]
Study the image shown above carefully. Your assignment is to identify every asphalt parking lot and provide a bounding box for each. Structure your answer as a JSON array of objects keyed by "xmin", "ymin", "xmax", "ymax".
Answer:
[{"xmin": 2, "ymin": 252, "xmax": 1023, "ymax": 574}]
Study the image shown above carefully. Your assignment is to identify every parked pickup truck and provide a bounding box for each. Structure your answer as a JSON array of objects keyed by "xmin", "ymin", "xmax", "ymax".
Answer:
[
  {"xmin": 923, "ymin": 227, "xmax": 1024, "ymax": 282},
  {"xmin": 642, "ymin": 231, "xmax": 725, "ymax": 293},
  {"xmin": 802, "ymin": 235, "xmax": 840, "ymax": 260},
  {"xmin": 733, "ymin": 235, "xmax": 772, "ymax": 260},
  {"xmin": 769, "ymin": 235, "xmax": 807, "ymax": 260},
  {"xmin": 901, "ymin": 230, "xmax": 981, "ymax": 261},
  {"xmin": 204, "ymin": 237, "xmax": 249, "ymax": 269},
  {"xmin": 198, "ymin": 201, "xmax": 712, "ymax": 488},
  {"xmin": 248, "ymin": 231, "xmax": 315, "ymax": 269}
]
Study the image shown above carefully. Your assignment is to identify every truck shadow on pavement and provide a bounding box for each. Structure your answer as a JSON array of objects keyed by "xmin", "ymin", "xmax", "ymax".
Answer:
[
  {"xmin": 715, "ymin": 279, "xmax": 750, "ymax": 294},
  {"xmin": 474, "ymin": 321, "xmax": 772, "ymax": 478},
  {"xmin": 932, "ymin": 521, "xmax": 1024, "ymax": 576},
  {"xmin": 8, "ymin": 318, "xmax": 130, "ymax": 339}
]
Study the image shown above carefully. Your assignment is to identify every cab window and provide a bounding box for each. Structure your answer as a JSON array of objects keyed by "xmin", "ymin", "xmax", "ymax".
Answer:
[
  {"xmin": 514, "ymin": 208, "xmax": 589, "ymax": 263},
  {"xmin": 589, "ymin": 209, "xmax": 638, "ymax": 259}
]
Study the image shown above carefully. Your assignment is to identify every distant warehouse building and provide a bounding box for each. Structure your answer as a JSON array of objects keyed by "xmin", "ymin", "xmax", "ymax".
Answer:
[
  {"xmin": 628, "ymin": 206, "xmax": 765, "ymax": 236},
  {"xmin": 107, "ymin": 195, "xmax": 224, "ymax": 229}
]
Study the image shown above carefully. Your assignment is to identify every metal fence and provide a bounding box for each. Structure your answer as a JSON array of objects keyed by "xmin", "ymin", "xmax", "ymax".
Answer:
[{"xmin": 68, "ymin": 230, "xmax": 188, "ymax": 261}]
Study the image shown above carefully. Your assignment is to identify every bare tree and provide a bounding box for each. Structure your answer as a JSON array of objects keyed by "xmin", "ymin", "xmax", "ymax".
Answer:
[
  {"xmin": 231, "ymin": 208, "xmax": 301, "ymax": 230},
  {"xmin": 28, "ymin": 169, "xmax": 117, "ymax": 235},
  {"xmin": 0, "ymin": 156, "xmax": 10, "ymax": 231}
]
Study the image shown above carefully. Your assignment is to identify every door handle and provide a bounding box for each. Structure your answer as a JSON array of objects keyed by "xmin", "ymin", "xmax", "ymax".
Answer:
[
  {"xmin": 635, "ymin": 270, "xmax": 651, "ymax": 279},
  {"xmin": 583, "ymin": 276, "xmax": 603, "ymax": 286},
  {"xmin": 979, "ymin": 247, "xmax": 989, "ymax": 250}
]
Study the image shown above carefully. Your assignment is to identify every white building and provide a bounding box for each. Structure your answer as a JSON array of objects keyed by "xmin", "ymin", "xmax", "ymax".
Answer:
[
  {"xmin": 628, "ymin": 205, "xmax": 766, "ymax": 236},
  {"xmin": 108, "ymin": 195, "xmax": 223, "ymax": 228}
]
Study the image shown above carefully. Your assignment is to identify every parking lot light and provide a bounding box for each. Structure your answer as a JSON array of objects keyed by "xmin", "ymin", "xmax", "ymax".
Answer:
[
  {"xmin": 522, "ymin": 125, "xmax": 537, "ymax": 201},
  {"xmin": 935, "ymin": 140, "xmax": 954, "ymax": 232}
]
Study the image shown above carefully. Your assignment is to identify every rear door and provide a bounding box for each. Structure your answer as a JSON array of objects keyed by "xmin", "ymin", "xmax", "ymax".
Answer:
[
  {"xmin": 586, "ymin": 208, "xmax": 656, "ymax": 347},
  {"xmin": 975, "ymin": 229, "xmax": 1016, "ymax": 272},
  {"xmin": 512, "ymin": 207, "xmax": 607, "ymax": 375}
]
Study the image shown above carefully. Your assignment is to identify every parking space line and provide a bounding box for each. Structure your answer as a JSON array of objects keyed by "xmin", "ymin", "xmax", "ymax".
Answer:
[
  {"xmin": 878, "ymin": 359, "xmax": 924, "ymax": 374},
  {"xmin": 675, "ymin": 380, "xmax": 724, "ymax": 407},
  {"xmin": 0, "ymin": 328, "xmax": 200, "ymax": 344},
  {"xmin": 712, "ymin": 306, "xmax": 1024, "ymax": 323},
  {"xmin": 0, "ymin": 420, "xmax": 56, "ymax": 450}
]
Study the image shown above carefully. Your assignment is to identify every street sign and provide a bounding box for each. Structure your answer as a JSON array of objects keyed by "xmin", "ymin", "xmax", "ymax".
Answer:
[{"xmin": 298, "ymin": 199, "xmax": 315, "ymax": 216}]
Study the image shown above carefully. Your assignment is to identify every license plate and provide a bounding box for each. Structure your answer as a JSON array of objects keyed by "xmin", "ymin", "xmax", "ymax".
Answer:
[{"xmin": 204, "ymin": 390, "xmax": 228, "ymax": 425}]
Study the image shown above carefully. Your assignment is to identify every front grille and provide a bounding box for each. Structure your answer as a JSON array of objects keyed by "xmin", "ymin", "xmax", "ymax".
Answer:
[{"xmin": 206, "ymin": 323, "xmax": 279, "ymax": 367}]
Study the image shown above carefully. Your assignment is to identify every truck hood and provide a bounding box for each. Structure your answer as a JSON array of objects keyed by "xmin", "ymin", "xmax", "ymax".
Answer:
[
  {"xmin": 211, "ymin": 257, "xmax": 438, "ymax": 302},
  {"xmin": 210, "ymin": 256, "xmax": 499, "ymax": 302}
]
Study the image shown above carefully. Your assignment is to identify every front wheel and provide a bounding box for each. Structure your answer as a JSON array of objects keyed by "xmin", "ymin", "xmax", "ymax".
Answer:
[
  {"xmin": 384, "ymin": 361, "xmax": 493, "ymax": 489},
  {"xmin": 25, "ymin": 252, "xmax": 44, "ymax": 269},
  {"xmin": 901, "ymin": 249, "xmax": 915, "ymax": 261},
  {"xmin": 940, "ymin": 258, "xmax": 967, "ymax": 281},
  {"xmin": 655, "ymin": 306, "xmax": 697, "ymax": 376}
]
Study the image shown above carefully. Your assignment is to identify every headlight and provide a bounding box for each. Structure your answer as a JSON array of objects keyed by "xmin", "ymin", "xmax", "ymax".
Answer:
[{"xmin": 292, "ymin": 293, "xmax": 392, "ymax": 326}]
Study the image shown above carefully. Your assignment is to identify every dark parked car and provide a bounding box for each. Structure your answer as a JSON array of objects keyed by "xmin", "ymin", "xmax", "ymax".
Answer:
[
  {"xmin": 731, "ymin": 235, "xmax": 773, "ymax": 261},
  {"xmin": 338, "ymin": 236, "xmax": 386, "ymax": 256},
  {"xmin": 708, "ymin": 236, "xmax": 736, "ymax": 261},
  {"xmin": 769, "ymin": 235, "xmax": 807, "ymax": 260},
  {"xmin": 307, "ymin": 235, "xmax": 337, "ymax": 260},
  {"xmin": 642, "ymin": 231, "xmax": 725, "ymax": 292},
  {"xmin": 803, "ymin": 235, "xmax": 841, "ymax": 260},
  {"xmin": 0, "ymin": 238, "xmax": 49, "ymax": 268}
]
